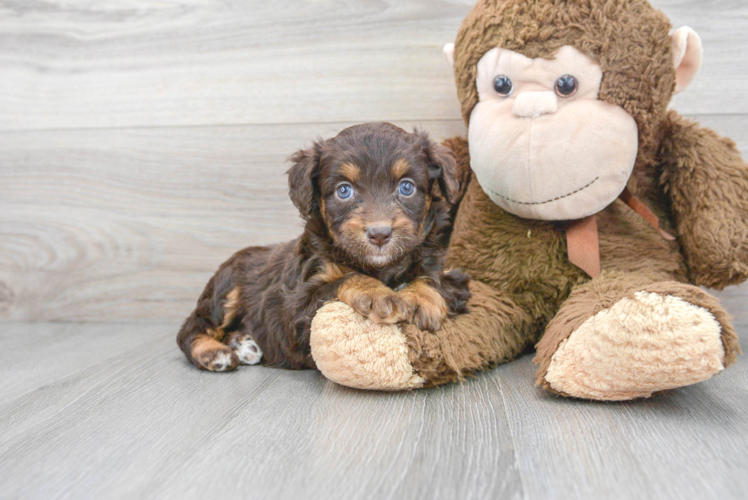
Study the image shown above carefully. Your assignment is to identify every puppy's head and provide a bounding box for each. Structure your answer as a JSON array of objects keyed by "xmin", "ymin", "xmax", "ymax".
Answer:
[{"xmin": 287, "ymin": 123, "xmax": 458, "ymax": 268}]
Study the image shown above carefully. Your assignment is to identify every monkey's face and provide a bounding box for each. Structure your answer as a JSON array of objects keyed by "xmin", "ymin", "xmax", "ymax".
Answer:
[{"xmin": 467, "ymin": 45, "xmax": 638, "ymax": 220}]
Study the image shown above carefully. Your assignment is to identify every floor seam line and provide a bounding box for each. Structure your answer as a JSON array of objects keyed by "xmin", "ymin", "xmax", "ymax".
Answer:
[{"xmin": 498, "ymin": 374, "xmax": 530, "ymax": 500}]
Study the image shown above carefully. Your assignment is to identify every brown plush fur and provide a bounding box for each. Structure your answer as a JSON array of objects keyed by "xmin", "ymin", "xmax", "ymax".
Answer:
[
  {"xmin": 387, "ymin": 0, "xmax": 747, "ymax": 390},
  {"xmin": 659, "ymin": 111, "xmax": 748, "ymax": 289},
  {"xmin": 177, "ymin": 123, "xmax": 471, "ymax": 371},
  {"xmin": 404, "ymin": 279, "xmax": 532, "ymax": 387}
]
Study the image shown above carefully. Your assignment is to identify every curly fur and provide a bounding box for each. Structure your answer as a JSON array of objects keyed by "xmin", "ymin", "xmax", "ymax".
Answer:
[{"xmin": 177, "ymin": 123, "xmax": 470, "ymax": 371}]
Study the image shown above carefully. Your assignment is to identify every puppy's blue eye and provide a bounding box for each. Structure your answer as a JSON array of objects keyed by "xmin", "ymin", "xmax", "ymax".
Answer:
[
  {"xmin": 399, "ymin": 180, "xmax": 415, "ymax": 197},
  {"xmin": 336, "ymin": 183, "xmax": 353, "ymax": 200}
]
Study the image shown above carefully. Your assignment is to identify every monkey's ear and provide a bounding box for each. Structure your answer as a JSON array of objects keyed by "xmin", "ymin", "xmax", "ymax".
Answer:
[
  {"xmin": 418, "ymin": 131, "xmax": 459, "ymax": 204},
  {"xmin": 287, "ymin": 143, "xmax": 322, "ymax": 217},
  {"xmin": 671, "ymin": 27, "xmax": 702, "ymax": 94},
  {"xmin": 443, "ymin": 43, "xmax": 455, "ymax": 68}
]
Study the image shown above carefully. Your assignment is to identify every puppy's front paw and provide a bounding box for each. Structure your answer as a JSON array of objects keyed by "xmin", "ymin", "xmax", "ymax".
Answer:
[
  {"xmin": 399, "ymin": 280, "xmax": 448, "ymax": 332},
  {"xmin": 192, "ymin": 336, "xmax": 240, "ymax": 372},
  {"xmin": 338, "ymin": 274, "xmax": 415, "ymax": 324},
  {"xmin": 348, "ymin": 287, "xmax": 414, "ymax": 324}
]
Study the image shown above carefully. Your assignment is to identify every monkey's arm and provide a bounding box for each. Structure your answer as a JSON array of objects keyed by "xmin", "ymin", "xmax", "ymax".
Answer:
[
  {"xmin": 659, "ymin": 111, "xmax": 748, "ymax": 289},
  {"xmin": 310, "ymin": 279, "xmax": 534, "ymax": 390}
]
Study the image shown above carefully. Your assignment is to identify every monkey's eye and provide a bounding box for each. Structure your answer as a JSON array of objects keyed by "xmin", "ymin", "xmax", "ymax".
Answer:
[
  {"xmin": 555, "ymin": 75, "xmax": 578, "ymax": 97},
  {"xmin": 336, "ymin": 183, "xmax": 354, "ymax": 200},
  {"xmin": 398, "ymin": 180, "xmax": 415, "ymax": 197},
  {"xmin": 493, "ymin": 75, "xmax": 513, "ymax": 96}
]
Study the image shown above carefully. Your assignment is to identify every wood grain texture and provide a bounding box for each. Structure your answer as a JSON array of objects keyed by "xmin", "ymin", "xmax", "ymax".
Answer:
[
  {"xmin": 2, "ymin": 116, "xmax": 747, "ymax": 323},
  {"xmin": 0, "ymin": 120, "xmax": 467, "ymax": 321},
  {"xmin": 0, "ymin": 323, "xmax": 522, "ymax": 500},
  {"xmin": 0, "ymin": 0, "xmax": 747, "ymax": 132},
  {"xmin": 0, "ymin": 322, "xmax": 746, "ymax": 499},
  {"xmin": 0, "ymin": 322, "xmax": 163, "ymax": 401}
]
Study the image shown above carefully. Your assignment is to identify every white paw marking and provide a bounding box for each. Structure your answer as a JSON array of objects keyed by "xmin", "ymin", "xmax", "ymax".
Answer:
[
  {"xmin": 235, "ymin": 337, "xmax": 263, "ymax": 365},
  {"xmin": 211, "ymin": 351, "xmax": 234, "ymax": 372}
]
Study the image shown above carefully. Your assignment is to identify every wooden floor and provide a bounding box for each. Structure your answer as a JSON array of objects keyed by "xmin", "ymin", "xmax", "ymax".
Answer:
[
  {"xmin": 2, "ymin": 1, "xmax": 748, "ymax": 499},
  {"xmin": 0, "ymin": 322, "xmax": 746, "ymax": 500}
]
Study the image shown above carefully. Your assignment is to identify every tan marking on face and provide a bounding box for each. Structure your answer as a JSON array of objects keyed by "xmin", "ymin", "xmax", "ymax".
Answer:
[
  {"xmin": 393, "ymin": 212, "xmax": 418, "ymax": 242},
  {"xmin": 338, "ymin": 213, "xmax": 366, "ymax": 241},
  {"xmin": 339, "ymin": 162, "xmax": 361, "ymax": 183},
  {"xmin": 392, "ymin": 158, "xmax": 411, "ymax": 179},
  {"xmin": 320, "ymin": 198, "xmax": 326, "ymax": 219},
  {"xmin": 220, "ymin": 286, "xmax": 242, "ymax": 330},
  {"xmin": 398, "ymin": 279, "xmax": 448, "ymax": 332}
]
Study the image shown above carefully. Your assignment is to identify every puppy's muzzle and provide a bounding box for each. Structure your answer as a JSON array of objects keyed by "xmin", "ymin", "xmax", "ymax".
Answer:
[{"xmin": 366, "ymin": 226, "xmax": 392, "ymax": 247}]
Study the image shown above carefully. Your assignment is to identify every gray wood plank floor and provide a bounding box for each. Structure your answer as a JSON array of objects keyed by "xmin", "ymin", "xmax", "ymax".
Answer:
[{"xmin": 0, "ymin": 321, "xmax": 746, "ymax": 500}]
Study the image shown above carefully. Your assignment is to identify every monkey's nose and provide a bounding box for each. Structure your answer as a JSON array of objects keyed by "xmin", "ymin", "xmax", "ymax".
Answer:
[
  {"xmin": 366, "ymin": 226, "xmax": 393, "ymax": 247},
  {"xmin": 512, "ymin": 91, "xmax": 558, "ymax": 118}
]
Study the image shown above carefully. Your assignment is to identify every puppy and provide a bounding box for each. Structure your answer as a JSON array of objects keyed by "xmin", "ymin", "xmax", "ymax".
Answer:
[{"xmin": 177, "ymin": 123, "xmax": 470, "ymax": 372}]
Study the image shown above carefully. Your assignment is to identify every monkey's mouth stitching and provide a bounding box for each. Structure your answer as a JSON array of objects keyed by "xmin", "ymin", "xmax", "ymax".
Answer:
[{"xmin": 485, "ymin": 177, "xmax": 600, "ymax": 206}]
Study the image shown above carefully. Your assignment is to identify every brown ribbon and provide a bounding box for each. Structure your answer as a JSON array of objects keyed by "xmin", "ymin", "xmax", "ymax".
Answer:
[
  {"xmin": 566, "ymin": 189, "xmax": 676, "ymax": 278},
  {"xmin": 618, "ymin": 187, "xmax": 676, "ymax": 241},
  {"xmin": 566, "ymin": 215, "xmax": 601, "ymax": 278}
]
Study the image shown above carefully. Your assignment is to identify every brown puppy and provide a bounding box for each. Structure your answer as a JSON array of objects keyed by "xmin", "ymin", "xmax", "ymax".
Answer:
[{"xmin": 177, "ymin": 123, "xmax": 470, "ymax": 372}]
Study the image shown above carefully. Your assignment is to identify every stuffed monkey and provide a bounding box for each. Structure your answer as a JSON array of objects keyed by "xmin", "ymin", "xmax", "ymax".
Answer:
[{"xmin": 309, "ymin": 0, "xmax": 747, "ymax": 400}]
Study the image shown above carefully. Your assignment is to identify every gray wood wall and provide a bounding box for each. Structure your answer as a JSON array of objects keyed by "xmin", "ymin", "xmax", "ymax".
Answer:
[{"xmin": 1, "ymin": 0, "xmax": 746, "ymax": 323}]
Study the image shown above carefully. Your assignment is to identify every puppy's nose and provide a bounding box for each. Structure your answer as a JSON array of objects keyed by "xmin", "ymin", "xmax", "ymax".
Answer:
[{"xmin": 366, "ymin": 226, "xmax": 392, "ymax": 247}]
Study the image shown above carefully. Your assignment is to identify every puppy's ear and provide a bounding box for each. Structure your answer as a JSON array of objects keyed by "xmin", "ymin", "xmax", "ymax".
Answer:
[
  {"xmin": 418, "ymin": 131, "xmax": 459, "ymax": 204},
  {"xmin": 287, "ymin": 142, "xmax": 322, "ymax": 217}
]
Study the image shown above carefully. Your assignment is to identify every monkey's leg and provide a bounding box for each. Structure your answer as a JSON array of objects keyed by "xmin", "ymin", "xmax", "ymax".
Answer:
[
  {"xmin": 534, "ymin": 271, "xmax": 741, "ymax": 401},
  {"xmin": 309, "ymin": 280, "xmax": 533, "ymax": 390}
]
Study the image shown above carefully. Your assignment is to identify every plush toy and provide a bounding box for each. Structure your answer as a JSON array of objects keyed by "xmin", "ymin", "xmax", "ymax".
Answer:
[{"xmin": 308, "ymin": 0, "xmax": 747, "ymax": 400}]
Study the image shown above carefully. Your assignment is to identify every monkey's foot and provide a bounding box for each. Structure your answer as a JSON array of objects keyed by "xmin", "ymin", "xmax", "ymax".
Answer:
[
  {"xmin": 537, "ymin": 287, "xmax": 735, "ymax": 401},
  {"xmin": 310, "ymin": 301, "xmax": 424, "ymax": 391}
]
